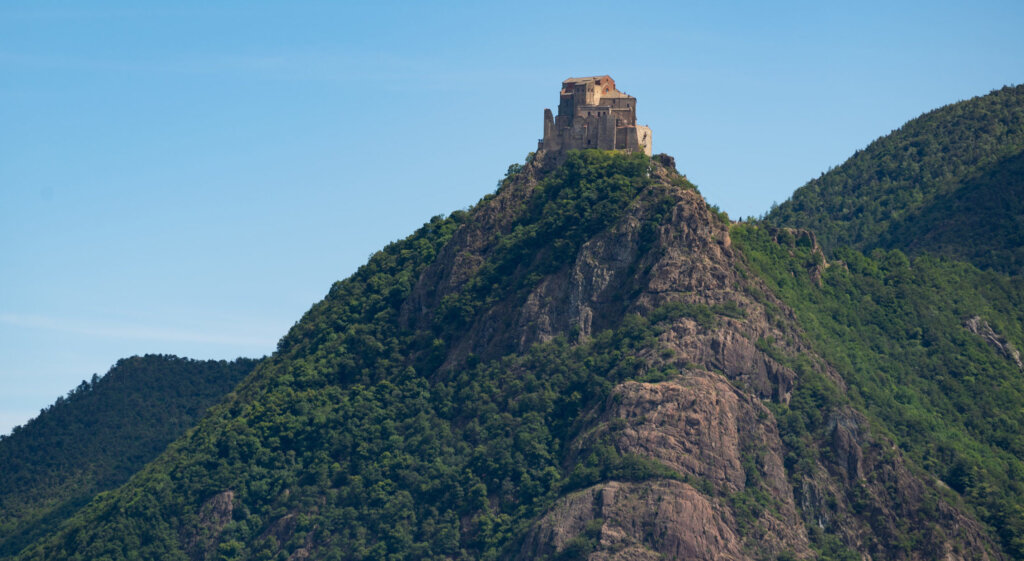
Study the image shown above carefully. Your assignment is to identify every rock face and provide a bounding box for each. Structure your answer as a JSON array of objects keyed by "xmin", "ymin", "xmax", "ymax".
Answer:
[
  {"xmin": 965, "ymin": 315, "xmax": 1023, "ymax": 369},
  {"xmin": 403, "ymin": 153, "xmax": 1002, "ymax": 560},
  {"xmin": 541, "ymin": 374, "xmax": 814, "ymax": 559},
  {"xmin": 182, "ymin": 490, "xmax": 235, "ymax": 561},
  {"xmin": 517, "ymin": 480, "xmax": 746, "ymax": 561}
]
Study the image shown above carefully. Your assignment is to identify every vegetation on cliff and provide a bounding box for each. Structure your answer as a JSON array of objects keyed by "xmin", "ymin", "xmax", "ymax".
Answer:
[
  {"xmin": 0, "ymin": 355, "xmax": 257, "ymax": 558},
  {"xmin": 734, "ymin": 226, "xmax": 1024, "ymax": 557},
  {"xmin": 757, "ymin": 83, "xmax": 1024, "ymax": 555}
]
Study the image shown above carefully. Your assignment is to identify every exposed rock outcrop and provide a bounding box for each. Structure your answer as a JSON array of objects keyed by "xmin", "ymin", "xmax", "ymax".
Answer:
[
  {"xmin": 965, "ymin": 315, "xmax": 1023, "ymax": 369},
  {"xmin": 517, "ymin": 480, "xmax": 745, "ymax": 561},
  {"xmin": 182, "ymin": 490, "xmax": 235, "ymax": 561},
  {"xmin": 570, "ymin": 373, "xmax": 813, "ymax": 558}
]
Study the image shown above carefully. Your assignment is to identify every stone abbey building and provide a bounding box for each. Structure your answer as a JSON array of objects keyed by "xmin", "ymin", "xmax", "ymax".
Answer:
[{"xmin": 539, "ymin": 75, "xmax": 652, "ymax": 157}]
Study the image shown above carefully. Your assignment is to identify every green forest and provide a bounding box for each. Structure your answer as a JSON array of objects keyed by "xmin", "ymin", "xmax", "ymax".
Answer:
[
  {"xmin": 733, "ymin": 226, "xmax": 1024, "ymax": 557},
  {"xmin": 766, "ymin": 84, "xmax": 1024, "ymax": 275},
  {"xmin": 0, "ymin": 355, "xmax": 258, "ymax": 557}
]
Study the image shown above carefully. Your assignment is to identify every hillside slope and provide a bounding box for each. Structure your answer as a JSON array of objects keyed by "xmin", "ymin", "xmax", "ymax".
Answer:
[
  {"xmin": 876, "ymin": 149, "xmax": 1024, "ymax": 272},
  {"xmin": 7, "ymin": 151, "xmax": 1011, "ymax": 561},
  {"xmin": 765, "ymin": 84, "xmax": 1024, "ymax": 274},
  {"xmin": 734, "ymin": 226, "xmax": 1024, "ymax": 558},
  {"xmin": 0, "ymin": 355, "xmax": 258, "ymax": 557}
]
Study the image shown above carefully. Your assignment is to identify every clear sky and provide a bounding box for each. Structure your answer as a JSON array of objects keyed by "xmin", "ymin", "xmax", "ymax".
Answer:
[{"xmin": 2, "ymin": 1, "xmax": 1022, "ymax": 435}]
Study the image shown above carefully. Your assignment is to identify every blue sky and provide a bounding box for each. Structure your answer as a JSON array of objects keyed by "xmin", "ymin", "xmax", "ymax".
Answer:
[{"xmin": 2, "ymin": 1, "xmax": 1022, "ymax": 435}]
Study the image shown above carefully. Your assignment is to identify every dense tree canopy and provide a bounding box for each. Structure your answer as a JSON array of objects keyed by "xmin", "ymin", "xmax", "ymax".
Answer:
[
  {"xmin": 0, "ymin": 355, "xmax": 258, "ymax": 557},
  {"xmin": 766, "ymin": 84, "xmax": 1024, "ymax": 274},
  {"xmin": 734, "ymin": 225, "xmax": 1024, "ymax": 557}
]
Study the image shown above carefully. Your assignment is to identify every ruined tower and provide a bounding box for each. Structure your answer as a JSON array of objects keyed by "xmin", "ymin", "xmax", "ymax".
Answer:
[{"xmin": 538, "ymin": 75, "xmax": 652, "ymax": 157}]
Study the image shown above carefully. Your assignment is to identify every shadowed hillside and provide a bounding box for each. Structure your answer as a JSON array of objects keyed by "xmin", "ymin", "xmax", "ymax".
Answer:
[{"xmin": 766, "ymin": 84, "xmax": 1024, "ymax": 274}]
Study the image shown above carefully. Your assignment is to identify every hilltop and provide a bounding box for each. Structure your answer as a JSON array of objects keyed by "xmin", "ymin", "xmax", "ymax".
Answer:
[{"xmin": 766, "ymin": 84, "xmax": 1024, "ymax": 274}]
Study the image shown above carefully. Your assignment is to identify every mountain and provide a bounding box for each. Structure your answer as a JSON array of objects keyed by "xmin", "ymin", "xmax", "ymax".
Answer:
[
  {"xmin": 6, "ymin": 150, "xmax": 1019, "ymax": 560},
  {"xmin": 0, "ymin": 355, "xmax": 258, "ymax": 558},
  {"xmin": 765, "ymin": 84, "xmax": 1024, "ymax": 274}
]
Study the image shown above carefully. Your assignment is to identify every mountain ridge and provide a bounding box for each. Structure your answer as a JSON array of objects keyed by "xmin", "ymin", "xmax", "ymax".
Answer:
[{"xmin": 765, "ymin": 84, "xmax": 1024, "ymax": 274}]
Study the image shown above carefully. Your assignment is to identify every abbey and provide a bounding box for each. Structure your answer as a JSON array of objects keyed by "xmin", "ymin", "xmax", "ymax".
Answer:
[{"xmin": 539, "ymin": 75, "xmax": 652, "ymax": 157}]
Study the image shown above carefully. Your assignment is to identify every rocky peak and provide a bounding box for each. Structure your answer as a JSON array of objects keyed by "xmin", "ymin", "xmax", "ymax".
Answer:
[
  {"xmin": 401, "ymin": 151, "xmax": 739, "ymax": 363},
  {"xmin": 399, "ymin": 150, "xmax": 1003, "ymax": 559}
]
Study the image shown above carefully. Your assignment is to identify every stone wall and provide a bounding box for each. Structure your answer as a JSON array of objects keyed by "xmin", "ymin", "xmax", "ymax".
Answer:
[{"xmin": 539, "ymin": 75, "xmax": 652, "ymax": 158}]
